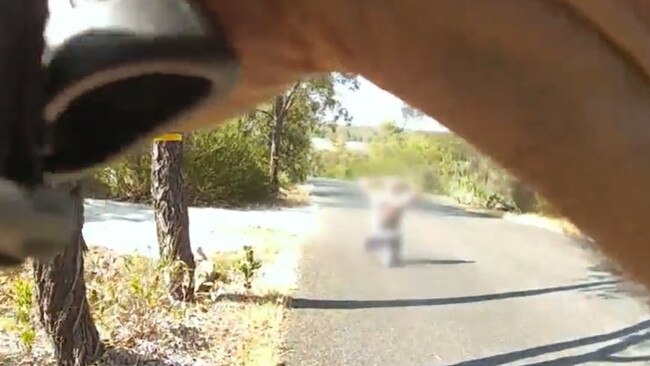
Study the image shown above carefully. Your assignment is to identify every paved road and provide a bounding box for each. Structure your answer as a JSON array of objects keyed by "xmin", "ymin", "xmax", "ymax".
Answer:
[{"xmin": 284, "ymin": 178, "xmax": 650, "ymax": 366}]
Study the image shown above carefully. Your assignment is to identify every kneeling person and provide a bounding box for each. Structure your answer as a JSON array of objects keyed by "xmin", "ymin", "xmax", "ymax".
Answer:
[{"xmin": 359, "ymin": 177, "xmax": 420, "ymax": 267}]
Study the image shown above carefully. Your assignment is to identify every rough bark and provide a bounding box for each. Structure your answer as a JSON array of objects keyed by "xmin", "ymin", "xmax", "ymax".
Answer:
[
  {"xmin": 151, "ymin": 134, "xmax": 195, "ymax": 301},
  {"xmin": 269, "ymin": 95, "xmax": 286, "ymax": 191},
  {"xmin": 33, "ymin": 182, "xmax": 103, "ymax": 366}
]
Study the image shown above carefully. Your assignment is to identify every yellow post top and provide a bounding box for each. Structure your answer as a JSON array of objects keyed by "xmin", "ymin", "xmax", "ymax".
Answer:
[{"xmin": 153, "ymin": 133, "xmax": 183, "ymax": 142}]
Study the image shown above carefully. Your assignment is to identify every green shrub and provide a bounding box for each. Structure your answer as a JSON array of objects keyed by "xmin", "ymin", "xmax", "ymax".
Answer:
[
  {"xmin": 184, "ymin": 124, "xmax": 270, "ymax": 205},
  {"xmin": 314, "ymin": 123, "xmax": 550, "ymax": 213},
  {"xmin": 89, "ymin": 145, "xmax": 152, "ymax": 202},
  {"xmin": 88, "ymin": 121, "xmax": 273, "ymax": 206}
]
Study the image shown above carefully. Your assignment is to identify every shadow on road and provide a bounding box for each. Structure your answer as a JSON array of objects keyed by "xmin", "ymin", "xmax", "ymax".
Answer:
[
  {"xmin": 289, "ymin": 280, "xmax": 619, "ymax": 310},
  {"xmin": 413, "ymin": 200, "xmax": 500, "ymax": 219},
  {"xmin": 398, "ymin": 259, "xmax": 475, "ymax": 266},
  {"xmin": 451, "ymin": 319, "xmax": 650, "ymax": 365},
  {"xmin": 574, "ymin": 261, "xmax": 650, "ymax": 302}
]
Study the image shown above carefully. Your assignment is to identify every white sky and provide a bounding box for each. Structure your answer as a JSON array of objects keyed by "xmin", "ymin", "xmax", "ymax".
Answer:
[{"xmin": 336, "ymin": 76, "xmax": 449, "ymax": 132}]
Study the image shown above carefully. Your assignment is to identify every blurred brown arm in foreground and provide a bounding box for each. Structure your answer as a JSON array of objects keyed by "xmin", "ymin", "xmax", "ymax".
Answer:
[{"xmin": 193, "ymin": 0, "xmax": 650, "ymax": 288}]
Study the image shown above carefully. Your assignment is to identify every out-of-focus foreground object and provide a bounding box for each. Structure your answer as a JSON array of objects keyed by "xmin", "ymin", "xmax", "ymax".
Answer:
[
  {"xmin": 43, "ymin": 0, "xmax": 240, "ymax": 180},
  {"xmin": 0, "ymin": 0, "xmax": 241, "ymax": 267},
  {"xmin": 0, "ymin": 0, "xmax": 76, "ymax": 267}
]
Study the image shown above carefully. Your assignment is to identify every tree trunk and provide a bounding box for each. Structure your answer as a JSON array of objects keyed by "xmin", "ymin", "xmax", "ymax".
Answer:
[
  {"xmin": 151, "ymin": 133, "xmax": 195, "ymax": 301},
  {"xmin": 33, "ymin": 182, "xmax": 103, "ymax": 366},
  {"xmin": 269, "ymin": 96, "xmax": 286, "ymax": 191}
]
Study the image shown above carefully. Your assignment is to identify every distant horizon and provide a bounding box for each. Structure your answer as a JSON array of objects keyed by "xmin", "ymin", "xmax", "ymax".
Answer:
[
  {"xmin": 332, "ymin": 119, "xmax": 452, "ymax": 133},
  {"xmin": 334, "ymin": 76, "xmax": 449, "ymax": 133}
]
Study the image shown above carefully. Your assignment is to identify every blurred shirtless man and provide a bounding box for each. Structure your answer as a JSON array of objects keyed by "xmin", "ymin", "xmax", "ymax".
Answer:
[{"xmin": 359, "ymin": 177, "xmax": 420, "ymax": 267}]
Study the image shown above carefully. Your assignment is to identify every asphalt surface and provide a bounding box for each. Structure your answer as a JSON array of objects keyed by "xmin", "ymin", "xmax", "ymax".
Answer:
[{"xmin": 284, "ymin": 178, "xmax": 650, "ymax": 366}]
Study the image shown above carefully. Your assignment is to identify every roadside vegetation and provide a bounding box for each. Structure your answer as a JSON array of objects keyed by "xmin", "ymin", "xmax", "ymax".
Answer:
[
  {"xmin": 314, "ymin": 121, "xmax": 582, "ymax": 237},
  {"xmin": 0, "ymin": 229, "xmax": 300, "ymax": 366}
]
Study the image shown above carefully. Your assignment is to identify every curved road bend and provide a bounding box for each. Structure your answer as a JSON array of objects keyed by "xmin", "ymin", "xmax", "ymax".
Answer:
[{"xmin": 284, "ymin": 178, "xmax": 650, "ymax": 366}]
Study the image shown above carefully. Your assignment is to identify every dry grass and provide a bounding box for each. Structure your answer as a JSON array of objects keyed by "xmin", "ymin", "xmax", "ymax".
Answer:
[
  {"xmin": 445, "ymin": 196, "xmax": 586, "ymax": 240},
  {"xmin": 502, "ymin": 212, "xmax": 585, "ymax": 239},
  {"xmin": 0, "ymin": 229, "xmax": 301, "ymax": 366},
  {"xmin": 275, "ymin": 185, "xmax": 311, "ymax": 208}
]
